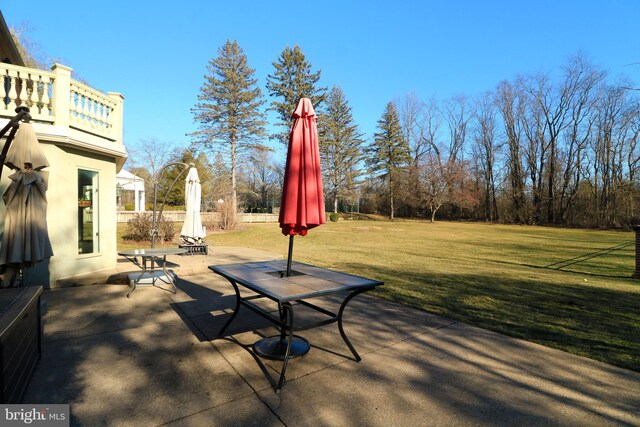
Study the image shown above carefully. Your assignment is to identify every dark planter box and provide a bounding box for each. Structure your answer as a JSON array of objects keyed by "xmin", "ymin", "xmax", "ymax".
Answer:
[{"xmin": 0, "ymin": 286, "xmax": 42, "ymax": 403}]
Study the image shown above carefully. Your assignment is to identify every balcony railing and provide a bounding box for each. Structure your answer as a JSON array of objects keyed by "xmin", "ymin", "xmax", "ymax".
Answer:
[{"xmin": 0, "ymin": 62, "xmax": 123, "ymax": 143}]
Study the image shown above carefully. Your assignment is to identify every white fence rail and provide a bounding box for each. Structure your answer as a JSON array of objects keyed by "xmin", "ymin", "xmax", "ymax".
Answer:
[{"xmin": 116, "ymin": 211, "xmax": 279, "ymax": 224}]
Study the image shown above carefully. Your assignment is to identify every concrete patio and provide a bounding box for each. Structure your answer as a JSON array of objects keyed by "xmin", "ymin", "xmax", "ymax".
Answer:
[{"xmin": 23, "ymin": 247, "xmax": 640, "ymax": 426}]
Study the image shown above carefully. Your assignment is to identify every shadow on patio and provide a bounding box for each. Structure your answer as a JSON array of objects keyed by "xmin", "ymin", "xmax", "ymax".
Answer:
[{"xmin": 21, "ymin": 248, "xmax": 640, "ymax": 426}]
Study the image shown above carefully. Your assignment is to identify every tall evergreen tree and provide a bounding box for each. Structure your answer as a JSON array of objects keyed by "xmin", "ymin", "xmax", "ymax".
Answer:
[
  {"xmin": 366, "ymin": 102, "xmax": 411, "ymax": 220},
  {"xmin": 318, "ymin": 86, "xmax": 365, "ymax": 213},
  {"xmin": 191, "ymin": 40, "xmax": 267, "ymax": 218},
  {"xmin": 266, "ymin": 45, "xmax": 326, "ymax": 143},
  {"xmin": 158, "ymin": 150, "xmax": 214, "ymax": 208}
]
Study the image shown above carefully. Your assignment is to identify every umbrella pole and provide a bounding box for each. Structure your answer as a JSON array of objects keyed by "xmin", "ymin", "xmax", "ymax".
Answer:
[
  {"xmin": 0, "ymin": 107, "xmax": 31, "ymax": 182},
  {"xmin": 286, "ymin": 235, "xmax": 294, "ymax": 277}
]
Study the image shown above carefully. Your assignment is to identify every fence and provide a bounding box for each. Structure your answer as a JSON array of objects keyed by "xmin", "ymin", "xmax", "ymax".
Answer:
[{"xmin": 116, "ymin": 211, "xmax": 279, "ymax": 224}]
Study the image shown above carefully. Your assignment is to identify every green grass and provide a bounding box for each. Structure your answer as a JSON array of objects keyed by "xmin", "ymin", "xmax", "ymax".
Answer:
[{"xmin": 199, "ymin": 219, "xmax": 640, "ymax": 372}]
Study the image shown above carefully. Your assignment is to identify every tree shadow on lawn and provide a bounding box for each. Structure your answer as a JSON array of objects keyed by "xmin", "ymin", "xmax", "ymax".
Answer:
[
  {"xmin": 522, "ymin": 241, "xmax": 635, "ymax": 278},
  {"xmin": 343, "ymin": 262, "xmax": 640, "ymax": 372},
  {"xmin": 451, "ymin": 239, "xmax": 635, "ymax": 279}
]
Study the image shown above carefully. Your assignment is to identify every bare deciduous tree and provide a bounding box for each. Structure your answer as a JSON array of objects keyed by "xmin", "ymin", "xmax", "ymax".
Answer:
[
  {"xmin": 472, "ymin": 91, "xmax": 500, "ymax": 221},
  {"xmin": 496, "ymin": 80, "xmax": 528, "ymax": 223}
]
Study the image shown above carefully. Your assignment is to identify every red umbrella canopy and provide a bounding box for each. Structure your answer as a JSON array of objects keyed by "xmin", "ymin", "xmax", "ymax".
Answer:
[{"xmin": 279, "ymin": 98, "xmax": 326, "ymax": 236}]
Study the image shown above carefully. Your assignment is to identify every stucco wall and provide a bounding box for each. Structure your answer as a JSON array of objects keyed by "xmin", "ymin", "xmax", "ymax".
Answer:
[{"xmin": 0, "ymin": 140, "xmax": 119, "ymax": 287}]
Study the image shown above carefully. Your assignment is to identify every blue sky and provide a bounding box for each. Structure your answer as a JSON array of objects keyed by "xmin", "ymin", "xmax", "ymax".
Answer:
[{"xmin": 3, "ymin": 1, "xmax": 639, "ymax": 163}]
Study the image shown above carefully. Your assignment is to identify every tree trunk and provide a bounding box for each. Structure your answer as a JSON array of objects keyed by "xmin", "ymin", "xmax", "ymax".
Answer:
[
  {"xmin": 390, "ymin": 175, "xmax": 395, "ymax": 220},
  {"xmin": 547, "ymin": 141, "xmax": 556, "ymax": 223},
  {"xmin": 490, "ymin": 173, "xmax": 499, "ymax": 221},
  {"xmin": 390, "ymin": 192, "xmax": 395, "ymax": 221},
  {"xmin": 484, "ymin": 181, "xmax": 491, "ymax": 221},
  {"xmin": 231, "ymin": 138, "xmax": 238, "ymax": 222}
]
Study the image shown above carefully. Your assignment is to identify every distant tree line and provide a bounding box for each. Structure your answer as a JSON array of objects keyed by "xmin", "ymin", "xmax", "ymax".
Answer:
[
  {"xmin": 131, "ymin": 41, "xmax": 638, "ymax": 229},
  {"xmin": 374, "ymin": 53, "xmax": 640, "ymax": 229},
  {"xmin": 12, "ymin": 26, "xmax": 638, "ymax": 228}
]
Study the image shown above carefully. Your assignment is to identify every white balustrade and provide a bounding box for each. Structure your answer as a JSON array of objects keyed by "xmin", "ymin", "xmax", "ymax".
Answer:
[
  {"xmin": 68, "ymin": 81, "xmax": 118, "ymax": 138},
  {"xmin": 0, "ymin": 63, "xmax": 54, "ymax": 122},
  {"xmin": 7, "ymin": 69, "xmax": 19, "ymax": 112},
  {"xmin": 0, "ymin": 62, "xmax": 122, "ymax": 143}
]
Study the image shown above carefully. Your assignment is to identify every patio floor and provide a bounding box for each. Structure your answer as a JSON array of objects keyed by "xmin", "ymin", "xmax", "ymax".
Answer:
[{"xmin": 23, "ymin": 247, "xmax": 640, "ymax": 426}]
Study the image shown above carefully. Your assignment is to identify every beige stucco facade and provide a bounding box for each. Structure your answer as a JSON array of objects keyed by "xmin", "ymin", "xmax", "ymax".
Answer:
[{"xmin": 0, "ymin": 62, "xmax": 127, "ymax": 288}]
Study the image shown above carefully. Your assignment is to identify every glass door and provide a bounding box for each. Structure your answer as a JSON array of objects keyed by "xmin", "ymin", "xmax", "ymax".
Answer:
[{"xmin": 78, "ymin": 169, "xmax": 99, "ymax": 254}]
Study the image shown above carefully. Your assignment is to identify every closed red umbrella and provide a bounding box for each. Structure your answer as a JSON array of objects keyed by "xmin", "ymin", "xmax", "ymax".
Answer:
[
  {"xmin": 279, "ymin": 98, "xmax": 325, "ymax": 276},
  {"xmin": 251, "ymin": 98, "xmax": 324, "ymax": 362}
]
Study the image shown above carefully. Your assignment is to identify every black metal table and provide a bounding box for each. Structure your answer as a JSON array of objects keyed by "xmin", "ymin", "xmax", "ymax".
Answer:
[
  {"xmin": 118, "ymin": 248, "xmax": 187, "ymax": 297},
  {"xmin": 209, "ymin": 260, "xmax": 383, "ymax": 392}
]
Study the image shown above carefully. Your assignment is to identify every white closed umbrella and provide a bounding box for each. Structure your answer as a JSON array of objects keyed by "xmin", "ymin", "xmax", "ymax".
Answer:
[
  {"xmin": 0, "ymin": 122, "xmax": 53, "ymax": 286},
  {"xmin": 180, "ymin": 167, "xmax": 205, "ymax": 243}
]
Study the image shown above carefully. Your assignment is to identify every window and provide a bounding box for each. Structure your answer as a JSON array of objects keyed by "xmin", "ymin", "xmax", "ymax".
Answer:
[{"xmin": 78, "ymin": 169, "xmax": 99, "ymax": 254}]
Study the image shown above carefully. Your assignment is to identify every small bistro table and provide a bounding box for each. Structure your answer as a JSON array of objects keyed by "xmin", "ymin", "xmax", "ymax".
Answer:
[
  {"xmin": 209, "ymin": 260, "xmax": 383, "ymax": 392},
  {"xmin": 118, "ymin": 248, "xmax": 188, "ymax": 297}
]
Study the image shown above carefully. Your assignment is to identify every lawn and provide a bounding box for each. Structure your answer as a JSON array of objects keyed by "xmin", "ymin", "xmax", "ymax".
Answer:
[{"xmin": 119, "ymin": 219, "xmax": 640, "ymax": 372}]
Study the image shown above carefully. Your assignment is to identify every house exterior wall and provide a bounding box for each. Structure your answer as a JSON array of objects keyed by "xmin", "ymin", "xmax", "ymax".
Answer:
[
  {"xmin": 0, "ymin": 61, "xmax": 126, "ymax": 288},
  {"xmin": 48, "ymin": 145, "xmax": 118, "ymax": 284},
  {"xmin": 0, "ymin": 136, "xmax": 120, "ymax": 288},
  {"xmin": 0, "ymin": 13, "xmax": 125, "ymax": 288}
]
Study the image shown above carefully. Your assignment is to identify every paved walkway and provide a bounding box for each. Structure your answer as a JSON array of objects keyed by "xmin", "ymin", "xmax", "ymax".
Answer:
[{"xmin": 24, "ymin": 247, "xmax": 640, "ymax": 426}]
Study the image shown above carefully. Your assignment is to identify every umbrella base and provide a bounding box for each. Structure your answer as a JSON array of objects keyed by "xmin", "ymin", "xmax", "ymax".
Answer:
[
  {"xmin": 178, "ymin": 243, "xmax": 208, "ymax": 255},
  {"xmin": 266, "ymin": 270, "xmax": 305, "ymax": 278},
  {"xmin": 253, "ymin": 335, "xmax": 310, "ymax": 360}
]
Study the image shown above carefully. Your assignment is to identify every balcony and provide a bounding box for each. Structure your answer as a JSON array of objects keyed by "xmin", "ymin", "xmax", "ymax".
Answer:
[{"xmin": 0, "ymin": 62, "xmax": 126, "ymax": 167}]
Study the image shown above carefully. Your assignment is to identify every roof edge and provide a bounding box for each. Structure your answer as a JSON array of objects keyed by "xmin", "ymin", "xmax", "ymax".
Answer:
[{"xmin": 0, "ymin": 10, "xmax": 26, "ymax": 66}]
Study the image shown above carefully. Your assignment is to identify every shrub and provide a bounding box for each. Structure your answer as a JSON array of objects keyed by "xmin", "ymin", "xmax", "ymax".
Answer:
[
  {"xmin": 124, "ymin": 203, "xmax": 135, "ymax": 211},
  {"xmin": 159, "ymin": 217, "xmax": 177, "ymax": 241},
  {"xmin": 329, "ymin": 213, "xmax": 340, "ymax": 222},
  {"xmin": 124, "ymin": 213, "xmax": 176, "ymax": 242},
  {"xmin": 218, "ymin": 202, "xmax": 238, "ymax": 230},
  {"xmin": 125, "ymin": 213, "xmax": 152, "ymax": 241}
]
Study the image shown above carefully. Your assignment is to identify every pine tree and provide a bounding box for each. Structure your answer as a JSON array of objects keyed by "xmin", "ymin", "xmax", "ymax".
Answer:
[
  {"xmin": 191, "ymin": 40, "xmax": 267, "ymax": 219},
  {"xmin": 266, "ymin": 45, "xmax": 326, "ymax": 143},
  {"xmin": 318, "ymin": 86, "xmax": 365, "ymax": 213},
  {"xmin": 156, "ymin": 150, "xmax": 195, "ymax": 207},
  {"xmin": 367, "ymin": 102, "xmax": 411, "ymax": 220},
  {"xmin": 157, "ymin": 150, "xmax": 214, "ymax": 208}
]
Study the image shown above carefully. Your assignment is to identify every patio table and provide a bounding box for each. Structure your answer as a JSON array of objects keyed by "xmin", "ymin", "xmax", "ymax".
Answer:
[
  {"xmin": 118, "ymin": 248, "xmax": 187, "ymax": 297},
  {"xmin": 209, "ymin": 260, "xmax": 383, "ymax": 392}
]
